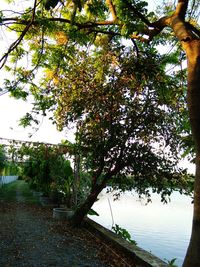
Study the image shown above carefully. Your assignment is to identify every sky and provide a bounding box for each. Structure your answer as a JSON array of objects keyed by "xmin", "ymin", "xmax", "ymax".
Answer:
[{"xmin": 0, "ymin": 93, "xmax": 74, "ymax": 144}]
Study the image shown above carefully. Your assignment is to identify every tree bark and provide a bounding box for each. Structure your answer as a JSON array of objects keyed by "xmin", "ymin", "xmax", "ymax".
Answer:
[
  {"xmin": 165, "ymin": 3, "xmax": 200, "ymax": 264},
  {"xmin": 182, "ymin": 39, "xmax": 200, "ymax": 267}
]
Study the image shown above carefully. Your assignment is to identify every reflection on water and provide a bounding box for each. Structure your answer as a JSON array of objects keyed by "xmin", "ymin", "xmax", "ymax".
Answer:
[{"xmin": 89, "ymin": 189, "xmax": 193, "ymax": 267}]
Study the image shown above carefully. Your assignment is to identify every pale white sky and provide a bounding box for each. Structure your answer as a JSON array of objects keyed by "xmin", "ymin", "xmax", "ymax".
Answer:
[{"xmin": 0, "ymin": 93, "xmax": 74, "ymax": 144}]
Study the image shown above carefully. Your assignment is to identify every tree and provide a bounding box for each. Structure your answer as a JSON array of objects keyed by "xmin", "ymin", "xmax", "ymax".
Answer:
[
  {"xmin": 0, "ymin": 1, "xmax": 199, "ymax": 265},
  {"xmin": 0, "ymin": 145, "xmax": 6, "ymax": 175},
  {"xmin": 57, "ymin": 46, "xmax": 190, "ymax": 226},
  {"xmin": 19, "ymin": 143, "xmax": 73, "ymax": 204}
]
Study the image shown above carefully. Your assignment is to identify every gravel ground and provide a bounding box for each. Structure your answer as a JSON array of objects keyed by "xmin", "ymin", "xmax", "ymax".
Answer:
[{"xmin": 0, "ymin": 183, "xmax": 135, "ymax": 267}]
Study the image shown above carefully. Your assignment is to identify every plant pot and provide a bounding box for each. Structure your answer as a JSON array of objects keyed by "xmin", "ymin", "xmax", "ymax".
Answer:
[{"xmin": 53, "ymin": 208, "xmax": 74, "ymax": 220}]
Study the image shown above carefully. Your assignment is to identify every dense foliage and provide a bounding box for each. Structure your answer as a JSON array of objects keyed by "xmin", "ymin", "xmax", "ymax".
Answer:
[
  {"xmin": 19, "ymin": 143, "xmax": 73, "ymax": 204},
  {"xmin": 51, "ymin": 45, "xmax": 191, "ymax": 198}
]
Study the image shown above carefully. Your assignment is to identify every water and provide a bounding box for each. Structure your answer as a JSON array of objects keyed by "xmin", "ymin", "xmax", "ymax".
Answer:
[{"xmin": 89, "ymin": 189, "xmax": 193, "ymax": 267}]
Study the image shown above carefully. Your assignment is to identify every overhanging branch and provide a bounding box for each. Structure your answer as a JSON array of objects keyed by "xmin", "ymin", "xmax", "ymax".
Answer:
[
  {"xmin": 105, "ymin": 0, "xmax": 117, "ymax": 21},
  {"xmin": 185, "ymin": 21, "xmax": 200, "ymax": 38},
  {"xmin": 0, "ymin": 0, "xmax": 38, "ymax": 69},
  {"xmin": 174, "ymin": 0, "xmax": 189, "ymax": 18}
]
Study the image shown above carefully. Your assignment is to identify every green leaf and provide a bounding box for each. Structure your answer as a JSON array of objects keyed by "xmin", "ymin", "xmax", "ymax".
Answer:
[{"xmin": 87, "ymin": 208, "xmax": 99, "ymax": 216}]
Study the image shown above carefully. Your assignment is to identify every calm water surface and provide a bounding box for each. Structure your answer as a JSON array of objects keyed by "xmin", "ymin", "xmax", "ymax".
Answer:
[{"xmin": 89, "ymin": 189, "xmax": 193, "ymax": 267}]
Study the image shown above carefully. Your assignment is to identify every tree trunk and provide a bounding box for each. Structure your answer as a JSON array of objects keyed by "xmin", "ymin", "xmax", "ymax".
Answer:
[
  {"xmin": 70, "ymin": 182, "xmax": 106, "ymax": 226},
  {"xmin": 182, "ymin": 39, "xmax": 200, "ymax": 267},
  {"xmin": 73, "ymin": 153, "xmax": 80, "ymax": 206}
]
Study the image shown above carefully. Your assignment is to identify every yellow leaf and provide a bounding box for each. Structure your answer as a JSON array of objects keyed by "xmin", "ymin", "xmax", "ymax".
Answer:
[{"xmin": 55, "ymin": 31, "xmax": 69, "ymax": 45}]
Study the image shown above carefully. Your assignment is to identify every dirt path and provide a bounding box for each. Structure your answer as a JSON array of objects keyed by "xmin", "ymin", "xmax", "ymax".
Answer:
[{"xmin": 0, "ymin": 182, "xmax": 131, "ymax": 267}]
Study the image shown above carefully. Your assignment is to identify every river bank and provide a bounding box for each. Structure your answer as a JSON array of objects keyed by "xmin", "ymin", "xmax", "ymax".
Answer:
[{"xmin": 89, "ymin": 189, "xmax": 193, "ymax": 267}]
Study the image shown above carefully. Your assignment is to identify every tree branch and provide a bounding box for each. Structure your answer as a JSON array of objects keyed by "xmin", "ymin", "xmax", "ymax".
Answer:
[
  {"xmin": 105, "ymin": 0, "xmax": 117, "ymax": 21},
  {"xmin": 86, "ymin": 28, "xmax": 120, "ymax": 37},
  {"xmin": 148, "ymin": 16, "xmax": 171, "ymax": 40},
  {"xmin": 0, "ymin": 0, "xmax": 37, "ymax": 69},
  {"xmin": 2, "ymin": 16, "xmax": 119, "ymax": 28},
  {"xmin": 131, "ymin": 38, "xmax": 139, "ymax": 58},
  {"xmin": 185, "ymin": 21, "xmax": 200, "ymax": 38},
  {"xmin": 174, "ymin": 0, "xmax": 189, "ymax": 18},
  {"xmin": 130, "ymin": 33, "xmax": 149, "ymax": 42}
]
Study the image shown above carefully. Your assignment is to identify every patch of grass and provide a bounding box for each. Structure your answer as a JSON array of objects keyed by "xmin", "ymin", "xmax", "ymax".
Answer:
[
  {"xmin": 18, "ymin": 180, "xmax": 40, "ymax": 204},
  {"xmin": 0, "ymin": 180, "xmax": 40, "ymax": 204},
  {"xmin": 0, "ymin": 181, "xmax": 18, "ymax": 201}
]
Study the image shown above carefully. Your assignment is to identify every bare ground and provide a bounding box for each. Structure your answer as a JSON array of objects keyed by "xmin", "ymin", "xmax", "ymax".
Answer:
[{"xmin": 0, "ymin": 182, "xmax": 136, "ymax": 267}]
